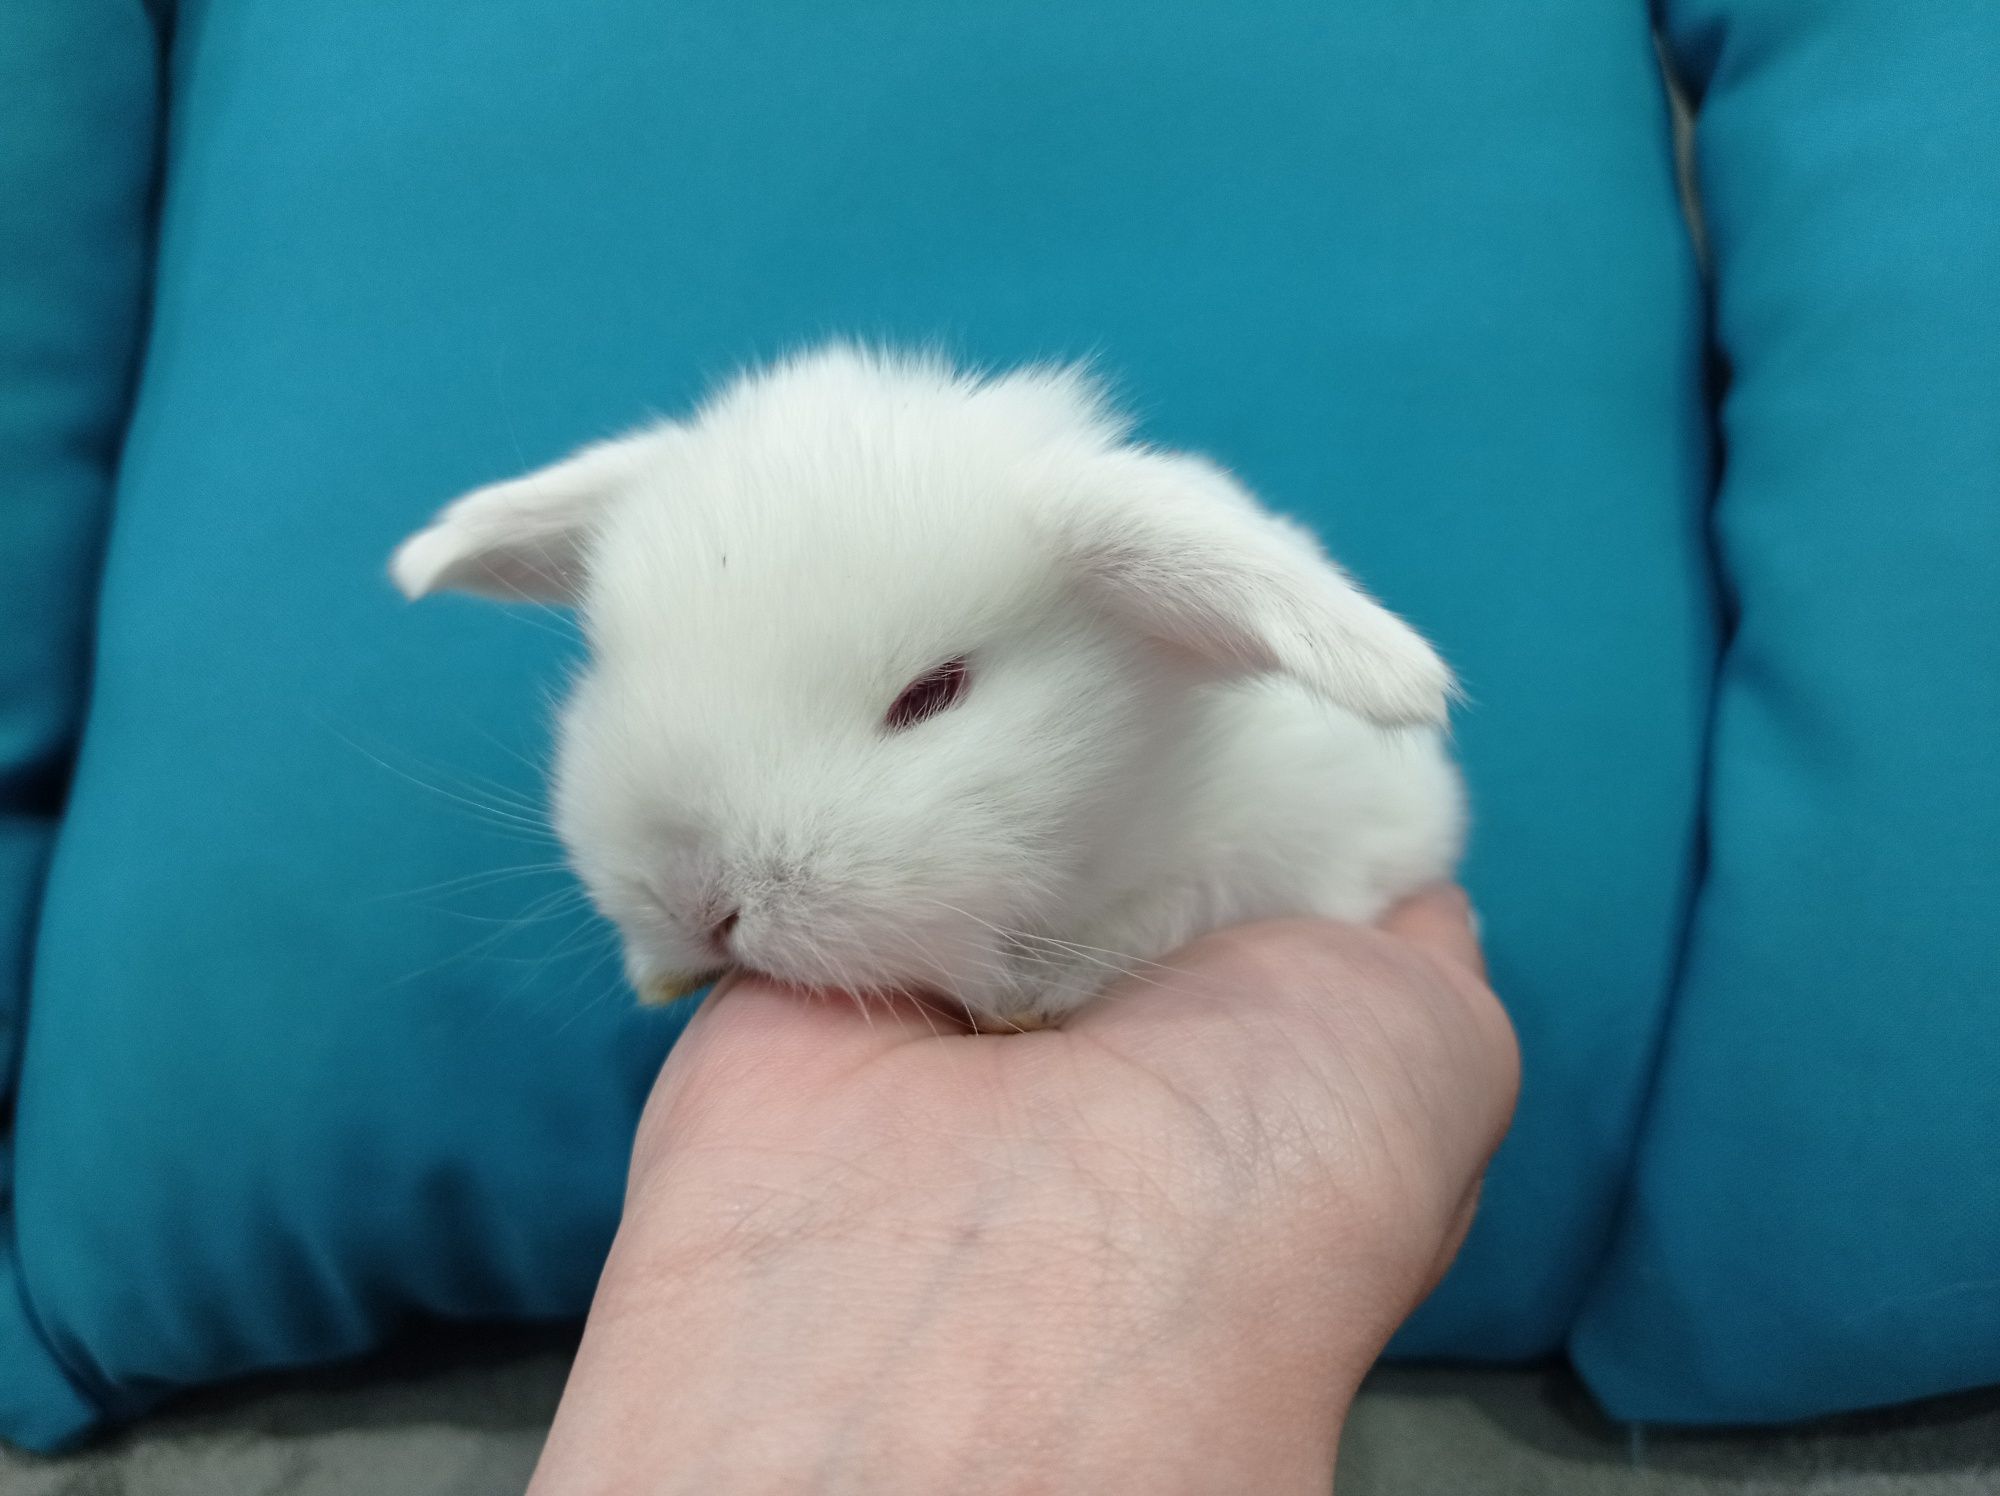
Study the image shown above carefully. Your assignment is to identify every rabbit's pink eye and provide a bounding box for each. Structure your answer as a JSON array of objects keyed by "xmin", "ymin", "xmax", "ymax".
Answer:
[{"xmin": 885, "ymin": 657, "xmax": 971, "ymax": 731}]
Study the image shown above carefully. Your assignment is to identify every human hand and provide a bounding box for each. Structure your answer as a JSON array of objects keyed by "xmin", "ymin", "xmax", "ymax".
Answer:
[{"xmin": 530, "ymin": 887, "xmax": 1518, "ymax": 1496}]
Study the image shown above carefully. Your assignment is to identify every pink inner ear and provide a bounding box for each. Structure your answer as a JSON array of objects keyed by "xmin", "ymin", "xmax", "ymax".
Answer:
[{"xmin": 885, "ymin": 657, "xmax": 971, "ymax": 731}]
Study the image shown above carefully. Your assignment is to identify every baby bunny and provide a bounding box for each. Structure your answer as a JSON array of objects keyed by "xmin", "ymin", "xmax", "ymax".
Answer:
[{"xmin": 392, "ymin": 345, "xmax": 1464, "ymax": 1028}]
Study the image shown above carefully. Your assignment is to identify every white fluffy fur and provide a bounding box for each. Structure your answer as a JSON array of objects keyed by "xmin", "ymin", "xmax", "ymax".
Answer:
[{"xmin": 392, "ymin": 345, "xmax": 1465, "ymax": 1023}]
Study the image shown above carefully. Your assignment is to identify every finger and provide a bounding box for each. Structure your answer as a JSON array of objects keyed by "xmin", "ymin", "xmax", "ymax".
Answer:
[
  {"xmin": 632, "ymin": 979, "xmax": 976, "ymax": 1172},
  {"xmin": 685, "ymin": 972, "xmax": 973, "ymax": 1067},
  {"xmin": 1379, "ymin": 884, "xmax": 1486, "ymax": 980}
]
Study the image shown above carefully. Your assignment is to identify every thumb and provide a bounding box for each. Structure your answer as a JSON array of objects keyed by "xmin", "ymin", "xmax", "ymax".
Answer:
[
  {"xmin": 680, "ymin": 970, "xmax": 971, "ymax": 1073},
  {"xmin": 631, "ymin": 976, "xmax": 970, "ymax": 1170},
  {"xmin": 1379, "ymin": 884, "xmax": 1486, "ymax": 980}
]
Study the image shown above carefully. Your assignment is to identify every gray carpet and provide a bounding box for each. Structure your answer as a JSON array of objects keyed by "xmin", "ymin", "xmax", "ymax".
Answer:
[
  {"xmin": 1341, "ymin": 1368, "xmax": 2000, "ymax": 1496},
  {"xmin": 4, "ymin": 1327, "xmax": 1996, "ymax": 1494}
]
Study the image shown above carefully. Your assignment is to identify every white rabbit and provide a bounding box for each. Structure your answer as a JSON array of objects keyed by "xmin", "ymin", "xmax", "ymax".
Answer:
[{"xmin": 392, "ymin": 345, "xmax": 1464, "ymax": 1027}]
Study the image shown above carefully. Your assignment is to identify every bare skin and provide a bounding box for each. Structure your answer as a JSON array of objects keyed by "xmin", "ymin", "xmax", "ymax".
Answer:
[{"xmin": 530, "ymin": 886, "xmax": 1519, "ymax": 1496}]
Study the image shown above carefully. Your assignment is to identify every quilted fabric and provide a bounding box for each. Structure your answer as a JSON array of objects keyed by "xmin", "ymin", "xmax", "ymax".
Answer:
[
  {"xmin": 1573, "ymin": 0, "xmax": 2000, "ymax": 1424},
  {"xmin": 3, "ymin": 0, "xmax": 1709, "ymax": 1446},
  {"xmin": 0, "ymin": 0, "xmax": 165, "ymax": 1449}
]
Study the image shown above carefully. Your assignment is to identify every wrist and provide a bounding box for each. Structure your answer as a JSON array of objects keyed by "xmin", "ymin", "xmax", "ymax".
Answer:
[{"xmin": 535, "ymin": 1147, "xmax": 1356, "ymax": 1496}]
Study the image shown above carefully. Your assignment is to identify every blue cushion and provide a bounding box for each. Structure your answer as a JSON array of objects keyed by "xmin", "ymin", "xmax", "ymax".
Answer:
[
  {"xmin": 1, "ymin": 0, "xmax": 1710, "ymax": 1446},
  {"xmin": 1571, "ymin": 1, "xmax": 2000, "ymax": 1423},
  {"xmin": 0, "ymin": 1, "xmax": 165, "ymax": 1449}
]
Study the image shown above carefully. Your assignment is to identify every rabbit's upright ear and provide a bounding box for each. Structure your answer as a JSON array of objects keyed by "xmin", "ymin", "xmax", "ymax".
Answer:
[
  {"xmin": 390, "ymin": 428, "xmax": 668, "ymax": 603},
  {"xmin": 1051, "ymin": 448, "xmax": 1456, "ymax": 728}
]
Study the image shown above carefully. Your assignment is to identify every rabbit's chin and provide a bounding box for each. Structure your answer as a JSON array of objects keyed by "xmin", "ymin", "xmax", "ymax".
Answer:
[
  {"xmin": 625, "ymin": 937, "xmax": 1090, "ymax": 1032},
  {"xmin": 634, "ymin": 967, "xmax": 729, "ymax": 1007}
]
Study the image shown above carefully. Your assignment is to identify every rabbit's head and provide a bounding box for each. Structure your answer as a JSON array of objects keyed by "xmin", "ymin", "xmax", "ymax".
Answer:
[{"xmin": 392, "ymin": 346, "xmax": 1451, "ymax": 1011}]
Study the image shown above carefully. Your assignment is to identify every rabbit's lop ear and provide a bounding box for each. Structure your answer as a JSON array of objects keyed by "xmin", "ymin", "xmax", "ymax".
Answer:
[
  {"xmin": 389, "ymin": 429, "xmax": 666, "ymax": 603},
  {"xmin": 1055, "ymin": 448, "xmax": 1456, "ymax": 728}
]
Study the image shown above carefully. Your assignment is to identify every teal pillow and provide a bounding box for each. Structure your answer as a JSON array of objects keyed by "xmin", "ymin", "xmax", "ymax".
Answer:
[
  {"xmin": 0, "ymin": 1, "xmax": 164, "ymax": 1447},
  {"xmin": 1, "ymin": 0, "xmax": 1710, "ymax": 1446},
  {"xmin": 1572, "ymin": 0, "xmax": 2000, "ymax": 1423}
]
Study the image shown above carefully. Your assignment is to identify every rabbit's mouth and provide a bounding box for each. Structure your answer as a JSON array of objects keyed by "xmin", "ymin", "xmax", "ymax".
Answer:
[
  {"xmin": 642, "ymin": 964, "xmax": 1000, "ymax": 1030},
  {"xmin": 638, "ymin": 967, "xmax": 731, "ymax": 1006}
]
